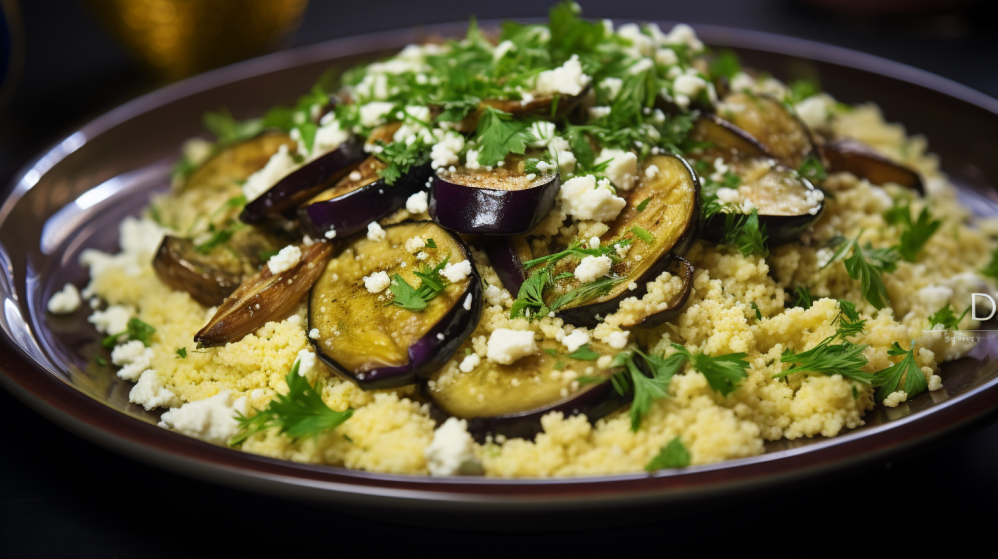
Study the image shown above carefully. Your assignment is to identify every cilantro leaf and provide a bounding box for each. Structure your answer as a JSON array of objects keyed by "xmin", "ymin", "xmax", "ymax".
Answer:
[
  {"xmin": 686, "ymin": 347, "xmax": 751, "ymax": 396},
  {"xmin": 230, "ymin": 359, "xmax": 352, "ymax": 446},
  {"xmin": 202, "ymin": 108, "xmax": 263, "ymax": 145},
  {"xmin": 982, "ymin": 245, "xmax": 998, "ymax": 280},
  {"xmin": 645, "ymin": 436, "xmax": 691, "ymax": 471},
  {"xmin": 750, "ymin": 301, "xmax": 762, "ymax": 320},
  {"xmin": 631, "ymin": 226, "xmax": 654, "ymax": 243},
  {"xmin": 473, "ymin": 106, "xmax": 532, "ymax": 167},
  {"xmin": 873, "ymin": 342, "xmax": 927, "ymax": 402},
  {"xmin": 374, "ymin": 139, "xmax": 430, "ymax": 186},
  {"xmin": 636, "ymin": 197, "xmax": 652, "ymax": 212},
  {"xmin": 928, "ymin": 304, "xmax": 970, "ymax": 330}
]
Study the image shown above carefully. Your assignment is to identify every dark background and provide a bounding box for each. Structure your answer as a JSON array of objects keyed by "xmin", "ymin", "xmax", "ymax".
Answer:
[{"xmin": 3, "ymin": 0, "xmax": 998, "ymax": 555}]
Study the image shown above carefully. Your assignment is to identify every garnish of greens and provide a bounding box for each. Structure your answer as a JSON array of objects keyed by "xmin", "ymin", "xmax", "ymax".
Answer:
[
  {"xmin": 230, "ymin": 359, "xmax": 352, "ymax": 446},
  {"xmin": 390, "ymin": 258, "xmax": 450, "ymax": 311},
  {"xmin": 822, "ymin": 233, "xmax": 900, "ymax": 309},
  {"xmin": 794, "ymin": 285, "xmax": 814, "ymax": 309},
  {"xmin": 645, "ymin": 436, "xmax": 691, "ymax": 471},
  {"xmin": 796, "ymin": 155, "xmax": 827, "ymax": 184},
  {"xmin": 609, "ymin": 345, "xmax": 750, "ymax": 431},
  {"xmin": 927, "ymin": 304, "xmax": 970, "ymax": 330},
  {"xmin": 723, "ymin": 208, "xmax": 769, "ymax": 257},
  {"xmin": 101, "ymin": 318, "xmax": 156, "ymax": 349},
  {"xmin": 883, "ymin": 200, "xmax": 942, "ymax": 262}
]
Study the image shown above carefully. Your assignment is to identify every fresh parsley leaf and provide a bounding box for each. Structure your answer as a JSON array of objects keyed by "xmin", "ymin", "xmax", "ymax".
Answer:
[
  {"xmin": 375, "ymin": 139, "xmax": 430, "ymax": 186},
  {"xmin": 473, "ymin": 106, "xmax": 532, "ymax": 167},
  {"xmin": 645, "ymin": 436, "xmax": 691, "ymax": 471},
  {"xmin": 510, "ymin": 269, "xmax": 552, "ymax": 320},
  {"xmin": 833, "ymin": 300, "xmax": 866, "ymax": 340},
  {"xmin": 610, "ymin": 349, "xmax": 685, "ymax": 431},
  {"xmin": 927, "ymin": 304, "xmax": 970, "ymax": 330},
  {"xmin": 723, "ymin": 209, "xmax": 769, "ymax": 257},
  {"xmin": 824, "ymin": 234, "xmax": 899, "ymax": 309},
  {"xmin": 710, "ymin": 50, "xmax": 741, "ymax": 80},
  {"xmin": 549, "ymin": 276, "xmax": 627, "ymax": 312},
  {"xmin": 95, "ymin": 355, "xmax": 108, "ymax": 366},
  {"xmin": 568, "ymin": 343, "xmax": 599, "ymax": 361},
  {"xmin": 887, "ymin": 204, "xmax": 941, "ymax": 262},
  {"xmin": 101, "ymin": 318, "xmax": 157, "ymax": 349},
  {"xmin": 202, "ymin": 108, "xmax": 263, "ymax": 145},
  {"xmin": 176, "ymin": 347, "xmax": 187, "ymax": 359},
  {"xmin": 677, "ymin": 345, "xmax": 751, "ymax": 396},
  {"xmin": 390, "ymin": 259, "xmax": 449, "ymax": 312},
  {"xmin": 777, "ymin": 339, "xmax": 877, "ymax": 385},
  {"xmin": 873, "ymin": 342, "xmax": 927, "ymax": 402},
  {"xmin": 789, "ymin": 79, "xmax": 820, "ymax": 104},
  {"xmin": 547, "ymin": 0, "xmax": 606, "ymax": 65},
  {"xmin": 230, "ymin": 359, "xmax": 352, "ymax": 446},
  {"xmin": 797, "ymin": 155, "xmax": 827, "ymax": 184}
]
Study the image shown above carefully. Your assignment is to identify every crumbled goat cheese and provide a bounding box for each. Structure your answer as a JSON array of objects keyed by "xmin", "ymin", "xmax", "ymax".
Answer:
[
  {"xmin": 465, "ymin": 148, "xmax": 481, "ymax": 170},
  {"xmin": 159, "ymin": 390, "xmax": 248, "ymax": 445},
  {"xmin": 918, "ymin": 284, "xmax": 955, "ymax": 311},
  {"xmin": 425, "ymin": 417, "xmax": 476, "ymax": 476},
  {"xmin": 617, "ymin": 23, "xmax": 654, "ymax": 57},
  {"xmin": 795, "ymin": 95, "xmax": 833, "ymax": 130},
  {"xmin": 588, "ymin": 106, "xmax": 611, "ymax": 119},
  {"xmin": 429, "ymin": 131, "xmax": 465, "ymax": 169},
  {"xmin": 628, "ymin": 58, "xmax": 654, "ymax": 75},
  {"xmin": 600, "ymin": 77, "xmax": 623, "ymax": 99},
  {"xmin": 406, "ymin": 191, "xmax": 429, "ymax": 214},
  {"xmin": 324, "ymin": 229, "xmax": 337, "ymax": 239},
  {"xmin": 605, "ymin": 330, "xmax": 630, "ymax": 349},
  {"xmin": 673, "ymin": 74, "xmax": 708, "ymax": 99},
  {"xmin": 367, "ymin": 221, "xmax": 387, "ymax": 241},
  {"xmin": 392, "ymin": 106, "xmax": 434, "ymax": 144},
  {"xmin": 364, "ymin": 271, "xmax": 391, "ymax": 293},
  {"xmin": 575, "ymin": 255, "xmax": 613, "ymax": 283},
  {"xmin": 442, "ymin": 260, "xmax": 473, "ymax": 283},
  {"xmin": 296, "ymin": 349, "xmax": 317, "ymax": 377},
  {"xmin": 243, "ymin": 144, "xmax": 297, "ymax": 202},
  {"xmin": 534, "ymin": 54, "xmax": 591, "ymax": 96},
  {"xmin": 459, "ymin": 353, "xmax": 481, "ymax": 373},
  {"xmin": 486, "ymin": 328, "xmax": 538, "ymax": 365},
  {"xmin": 527, "ymin": 121, "xmax": 557, "ymax": 148},
  {"xmin": 562, "ymin": 329, "xmax": 590, "ymax": 353},
  {"xmin": 111, "ymin": 341, "xmax": 153, "ymax": 382},
  {"xmin": 463, "ymin": 294, "xmax": 473, "ymax": 311},
  {"xmin": 267, "ymin": 245, "xmax": 302, "ymax": 275},
  {"xmin": 804, "ymin": 188, "xmax": 825, "ymax": 215},
  {"xmin": 493, "ymin": 39, "xmax": 515, "ymax": 60},
  {"xmin": 655, "ymin": 48, "xmax": 678, "ymax": 66},
  {"xmin": 47, "ymin": 283, "xmax": 81, "ymax": 314},
  {"xmin": 645, "ymin": 164, "xmax": 660, "ymax": 179},
  {"xmin": 404, "ymin": 236, "xmax": 426, "ymax": 252},
  {"xmin": 589, "ymin": 237, "xmax": 600, "ymax": 248},
  {"xmin": 715, "ymin": 187, "xmax": 742, "ymax": 204},
  {"xmin": 307, "ymin": 119, "xmax": 350, "ymax": 160},
  {"xmin": 547, "ymin": 137, "xmax": 577, "ymax": 176},
  {"xmin": 309, "ymin": 328, "xmax": 320, "ymax": 339},
  {"xmin": 484, "ymin": 284, "xmax": 507, "ymax": 306},
  {"xmin": 87, "ymin": 305, "xmax": 131, "ymax": 335},
  {"xmin": 665, "ymin": 23, "xmax": 704, "ymax": 50},
  {"xmin": 358, "ymin": 101, "xmax": 395, "ymax": 127},
  {"xmin": 596, "ymin": 148, "xmax": 639, "ymax": 191},
  {"xmin": 559, "ymin": 175, "xmax": 627, "ymax": 222},
  {"xmin": 129, "ymin": 369, "xmax": 180, "ymax": 410},
  {"xmin": 815, "ymin": 248, "xmax": 835, "ymax": 269}
]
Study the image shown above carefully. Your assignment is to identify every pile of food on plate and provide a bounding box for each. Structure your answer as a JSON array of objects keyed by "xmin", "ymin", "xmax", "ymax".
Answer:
[{"xmin": 47, "ymin": 2, "xmax": 998, "ymax": 477}]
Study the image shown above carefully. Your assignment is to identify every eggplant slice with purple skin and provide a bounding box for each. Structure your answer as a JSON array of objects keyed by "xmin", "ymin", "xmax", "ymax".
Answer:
[
  {"xmin": 298, "ymin": 156, "xmax": 431, "ymax": 240},
  {"xmin": 700, "ymin": 157, "xmax": 825, "ymax": 245},
  {"xmin": 616, "ymin": 256, "xmax": 695, "ymax": 329},
  {"xmin": 309, "ymin": 221, "xmax": 482, "ymax": 390},
  {"xmin": 713, "ymin": 92, "xmax": 819, "ymax": 170},
  {"xmin": 480, "ymin": 235, "xmax": 534, "ymax": 296},
  {"xmin": 823, "ymin": 138, "xmax": 924, "ymax": 193},
  {"xmin": 426, "ymin": 340, "xmax": 628, "ymax": 442},
  {"xmin": 429, "ymin": 154, "xmax": 560, "ymax": 235},
  {"xmin": 240, "ymin": 138, "xmax": 366, "ymax": 224},
  {"xmin": 690, "ymin": 113, "xmax": 769, "ymax": 160},
  {"xmin": 195, "ymin": 241, "xmax": 334, "ymax": 347},
  {"xmin": 153, "ymin": 227, "xmax": 290, "ymax": 307},
  {"xmin": 546, "ymin": 154, "xmax": 700, "ymax": 328},
  {"xmin": 179, "ymin": 132, "xmax": 295, "ymax": 193}
]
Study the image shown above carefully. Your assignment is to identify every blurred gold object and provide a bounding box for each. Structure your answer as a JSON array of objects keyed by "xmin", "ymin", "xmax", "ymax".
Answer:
[{"xmin": 84, "ymin": 0, "xmax": 308, "ymax": 81}]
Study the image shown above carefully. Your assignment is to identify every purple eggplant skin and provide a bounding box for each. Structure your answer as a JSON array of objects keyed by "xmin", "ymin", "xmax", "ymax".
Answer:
[
  {"xmin": 429, "ymin": 173, "xmax": 560, "ymax": 235},
  {"xmin": 619, "ymin": 256, "xmax": 695, "ymax": 330},
  {"xmin": 308, "ymin": 222, "xmax": 483, "ymax": 390},
  {"xmin": 553, "ymin": 155, "xmax": 701, "ymax": 329},
  {"xmin": 240, "ymin": 138, "xmax": 365, "ymax": 224},
  {"xmin": 479, "ymin": 235, "xmax": 533, "ymax": 296},
  {"xmin": 824, "ymin": 139, "xmax": 924, "ymax": 194},
  {"xmin": 427, "ymin": 382, "xmax": 630, "ymax": 443},
  {"xmin": 298, "ymin": 162, "xmax": 432, "ymax": 240}
]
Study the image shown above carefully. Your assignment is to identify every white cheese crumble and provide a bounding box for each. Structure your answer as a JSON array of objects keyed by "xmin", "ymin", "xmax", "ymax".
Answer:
[
  {"xmin": 463, "ymin": 293, "xmax": 473, "ymax": 311},
  {"xmin": 87, "ymin": 305, "xmax": 131, "ymax": 335},
  {"xmin": 534, "ymin": 54, "xmax": 591, "ymax": 97},
  {"xmin": 324, "ymin": 229, "xmax": 337, "ymax": 239},
  {"xmin": 595, "ymin": 148, "xmax": 638, "ymax": 191},
  {"xmin": 266, "ymin": 245, "xmax": 301, "ymax": 275},
  {"xmin": 493, "ymin": 39, "xmax": 515, "ymax": 61},
  {"xmin": 296, "ymin": 349, "xmax": 317, "ymax": 377},
  {"xmin": 47, "ymin": 283, "xmax": 81, "ymax": 314},
  {"xmin": 307, "ymin": 119, "xmax": 350, "ymax": 160},
  {"xmin": 617, "ymin": 23, "xmax": 654, "ymax": 57},
  {"xmin": 159, "ymin": 390, "xmax": 248, "ymax": 445},
  {"xmin": 309, "ymin": 328, "xmax": 320, "ymax": 339},
  {"xmin": 465, "ymin": 148, "xmax": 481, "ymax": 170},
  {"xmin": 366, "ymin": 221, "xmax": 387, "ymax": 241},
  {"xmin": 655, "ymin": 48, "xmax": 678, "ymax": 66},
  {"xmin": 406, "ymin": 191, "xmax": 429, "ymax": 214},
  {"xmin": 364, "ymin": 271, "xmax": 391, "ymax": 293},
  {"xmin": 425, "ymin": 417, "xmax": 476, "ymax": 476},
  {"xmin": 243, "ymin": 144, "xmax": 297, "ymax": 202},
  {"xmin": 459, "ymin": 353, "xmax": 481, "ymax": 373},
  {"xmin": 562, "ymin": 329, "xmax": 590, "ymax": 353},
  {"xmin": 527, "ymin": 121, "xmax": 557, "ymax": 148},
  {"xmin": 547, "ymin": 137, "xmax": 577, "ymax": 176},
  {"xmin": 129, "ymin": 369, "xmax": 180, "ymax": 410},
  {"xmin": 404, "ymin": 236, "xmax": 426, "ymax": 253},
  {"xmin": 442, "ymin": 260, "xmax": 473, "ymax": 283},
  {"xmin": 429, "ymin": 130, "xmax": 465, "ymax": 169},
  {"xmin": 559, "ymin": 175, "xmax": 627, "ymax": 222},
  {"xmin": 111, "ymin": 341, "xmax": 153, "ymax": 382},
  {"xmin": 605, "ymin": 330, "xmax": 630, "ymax": 349},
  {"xmin": 588, "ymin": 106, "xmax": 611, "ymax": 119},
  {"xmin": 795, "ymin": 94, "xmax": 833, "ymax": 130},
  {"xmin": 486, "ymin": 328, "xmax": 538, "ymax": 365},
  {"xmin": 484, "ymin": 284, "xmax": 507, "ymax": 307},
  {"xmin": 574, "ymin": 255, "xmax": 613, "ymax": 283},
  {"xmin": 645, "ymin": 164, "xmax": 659, "ymax": 179},
  {"xmin": 600, "ymin": 77, "xmax": 623, "ymax": 99},
  {"xmin": 358, "ymin": 101, "xmax": 395, "ymax": 127}
]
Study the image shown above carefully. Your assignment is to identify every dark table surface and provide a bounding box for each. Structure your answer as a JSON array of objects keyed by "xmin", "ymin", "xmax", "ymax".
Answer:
[{"xmin": 3, "ymin": 0, "xmax": 998, "ymax": 555}]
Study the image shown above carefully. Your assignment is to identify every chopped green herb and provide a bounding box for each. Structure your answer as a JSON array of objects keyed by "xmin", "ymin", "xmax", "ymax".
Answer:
[
  {"xmin": 635, "ymin": 197, "xmax": 652, "ymax": 212},
  {"xmin": 884, "ymin": 202, "xmax": 941, "ymax": 262},
  {"xmin": 425, "ymin": 238, "xmax": 437, "ymax": 249},
  {"xmin": 795, "ymin": 286, "xmax": 814, "ymax": 309},
  {"xmin": 568, "ymin": 343, "xmax": 599, "ymax": 361},
  {"xmin": 645, "ymin": 436, "xmax": 691, "ymax": 471},
  {"xmin": 788, "ymin": 79, "xmax": 820, "ymax": 104},
  {"xmin": 797, "ymin": 155, "xmax": 827, "ymax": 184},
  {"xmin": 543, "ymin": 348, "xmax": 558, "ymax": 357},
  {"xmin": 95, "ymin": 355, "xmax": 108, "ymax": 366},
  {"xmin": 176, "ymin": 347, "xmax": 187, "ymax": 359},
  {"xmin": 927, "ymin": 304, "xmax": 970, "ymax": 331},
  {"xmin": 375, "ymin": 139, "xmax": 430, "ymax": 186},
  {"xmin": 101, "ymin": 318, "xmax": 157, "ymax": 349},
  {"xmin": 390, "ymin": 259, "xmax": 449, "ymax": 311},
  {"xmin": 823, "ymin": 234, "xmax": 900, "ymax": 309},
  {"xmin": 610, "ymin": 349, "xmax": 686, "ymax": 431},
  {"xmin": 723, "ymin": 209, "xmax": 769, "ymax": 257},
  {"xmin": 710, "ymin": 50, "xmax": 741, "ymax": 80},
  {"xmin": 510, "ymin": 269, "xmax": 552, "ymax": 320},
  {"xmin": 672, "ymin": 344, "xmax": 751, "ymax": 396},
  {"xmin": 230, "ymin": 359, "xmax": 352, "ymax": 446},
  {"xmin": 472, "ymin": 106, "xmax": 533, "ymax": 167},
  {"xmin": 523, "ymin": 238, "xmax": 631, "ymax": 270},
  {"xmin": 631, "ymin": 226, "xmax": 654, "ymax": 243},
  {"xmin": 750, "ymin": 301, "xmax": 762, "ymax": 320},
  {"xmin": 873, "ymin": 342, "xmax": 927, "ymax": 402}
]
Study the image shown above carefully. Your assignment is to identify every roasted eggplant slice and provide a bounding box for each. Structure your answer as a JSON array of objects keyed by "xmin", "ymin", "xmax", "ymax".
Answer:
[
  {"xmin": 617, "ymin": 256, "xmax": 695, "ymax": 329},
  {"xmin": 153, "ymin": 228, "xmax": 288, "ymax": 307},
  {"xmin": 451, "ymin": 89, "xmax": 590, "ymax": 133},
  {"xmin": 195, "ymin": 242, "xmax": 333, "ymax": 347},
  {"xmin": 429, "ymin": 154, "xmax": 560, "ymax": 235},
  {"xmin": 690, "ymin": 113, "xmax": 769, "ymax": 160},
  {"xmin": 309, "ymin": 222, "xmax": 482, "ymax": 389},
  {"xmin": 240, "ymin": 138, "xmax": 365, "ymax": 224},
  {"xmin": 426, "ymin": 340, "xmax": 627, "ymax": 441},
  {"xmin": 714, "ymin": 92, "xmax": 818, "ymax": 169},
  {"xmin": 546, "ymin": 154, "xmax": 700, "ymax": 327},
  {"xmin": 480, "ymin": 235, "xmax": 534, "ymax": 296},
  {"xmin": 823, "ymin": 139, "xmax": 924, "ymax": 193},
  {"xmin": 180, "ymin": 132, "xmax": 295, "ymax": 193},
  {"xmin": 298, "ymin": 157, "xmax": 431, "ymax": 240},
  {"xmin": 701, "ymin": 157, "xmax": 825, "ymax": 245}
]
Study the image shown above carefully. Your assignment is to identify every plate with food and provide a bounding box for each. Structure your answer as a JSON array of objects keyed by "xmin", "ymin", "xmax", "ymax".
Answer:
[{"xmin": 4, "ymin": 2, "xmax": 998, "ymax": 525}]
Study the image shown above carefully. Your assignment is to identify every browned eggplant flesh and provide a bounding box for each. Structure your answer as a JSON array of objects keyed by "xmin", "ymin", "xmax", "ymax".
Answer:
[{"xmin": 714, "ymin": 92, "xmax": 818, "ymax": 170}]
